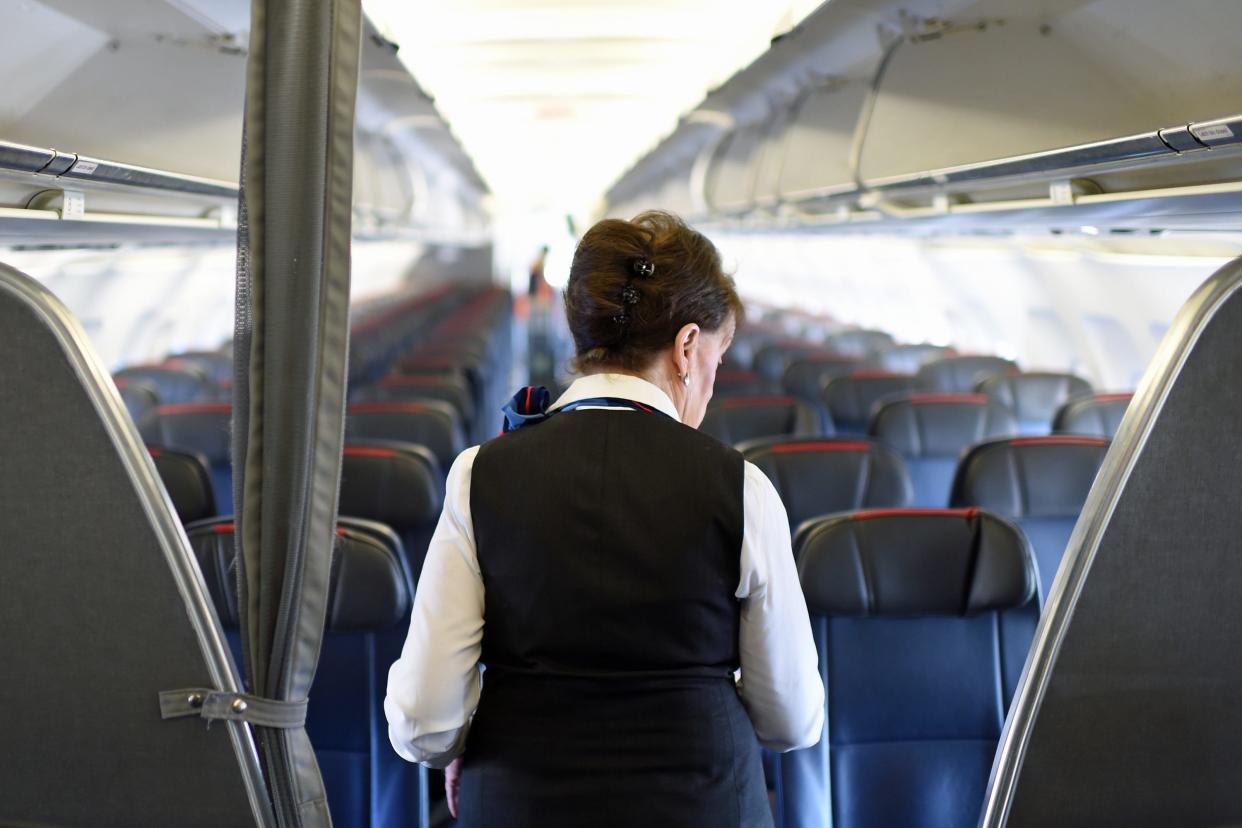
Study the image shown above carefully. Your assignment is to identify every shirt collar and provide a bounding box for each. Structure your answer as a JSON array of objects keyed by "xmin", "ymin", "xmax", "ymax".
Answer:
[{"xmin": 550, "ymin": 373, "xmax": 681, "ymax": 423}]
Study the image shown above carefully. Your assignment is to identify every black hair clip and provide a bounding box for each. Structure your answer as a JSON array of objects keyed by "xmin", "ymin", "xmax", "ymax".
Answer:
[
  {"xmin": 612, "ymin": 313, "xmax": 630, "ymax": 325},
  {"xmin": 621, "ymin": 285, "xmax": 639, "ymax": 305},
  {"xmin": 631, "ymin": 257, "xmax": 655, "ymax": 278}
]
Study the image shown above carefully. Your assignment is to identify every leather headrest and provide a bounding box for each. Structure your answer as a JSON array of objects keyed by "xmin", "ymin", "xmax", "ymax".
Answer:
[
  {"xmin": 346, "ymin": 400, "xmax": 465, "ymax": 470},
  {"xmin": 871, "ymin": 393, "xmax": 1017, "ymax": 456},
  {"xmin": 1053, "ymin": 393, "xmax": 1133, "ymax": 438},
  {"xmin": 797, "ymin": 509, "xmax": 1035, "ymax": 617},
  {"xmin": 737, "ymin": 437, "xmax": 911, "ymax": 527},
  {"xmin": 149, "ymin": 446, "xmax": 216, "ymax": 524},
  {"xmin": 188, "ymin": 518, "xmax": 411, "ymax": 632},
  {"xmin": 113, "ymin": 365, "xmax": 215, "ymax": 405},
  {"xmin": 917, "ymin": 356, "xmax": 1017, "ymax": 393},
  {"xmin": 143, "ymin": 404, "xmax": 232, "ymax": 464},
  {"xmin": 700, "ymin": 396, "xmax": 829, "ymax": 445},
  {"xmin": 977, "ymin": 372, "xmax": 1093, "ymax": 422},
  {"xmin": 339, "ymin": 441, "xmax": 444, "ymax": 532},
  {"xmin": 822, "ymin": 373, "xmax": 918, "ymax": 424},
  {"xmin": 950, "ymin": 436, "xmax": 1109, "ymax": 518}
]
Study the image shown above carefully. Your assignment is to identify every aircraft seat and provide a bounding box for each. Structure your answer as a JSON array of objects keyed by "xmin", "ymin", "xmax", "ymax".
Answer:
[
  {"xmin": 824, "ymin": 329, "xmax": 895, "ymax": 358},
  {"xmin": 699, "ymin": 395, "xmax": 830, "ymax": 447},
  {"xmin": 875, "ymin": 344, "xmax": 954, "ymax": 374},
  {"xmin": 782, "ymin": 354, "xmax": 863, "ymax": 402},
  {"xmin": 713, "ymin": 369, "xmax": 774, "ymax": 398},
  {"xmin": 870, "ymin": 393, "xmax": 1017, "ymax": 507},
  {"xmin": 822, "ymin": 371, "xmax": 919, "ymax": 435},
  {"xmin": 752, "ymin": 342, "xmax": 821, "ymax": 382},
  {"xmin": 114, "ymin": 376, "xmax": 160, "ymax": 430},
  {"xmin": 114, "ymin": 363, "xmax": 217, "ymax": 405},
  {"xmin": 950, "ymin": 436, "xmax": 1109, "ymax": 598},
  {"xmin": 738, "ymin": 437, "xmax": 911, "ymax": 533},
  {"xmin": 188, "ymin": 517, "xmax": 422, "ymax": 828},
  {"xmin": 977, "ymin": 371, "xmax": 1093, "ymax": 435},
  {"xmin": 1052, "ymin": 391, "xmax": 1133, "ymax": 438},
  {"xmin": 140, "ymin": 403, "xmax": 233, "ymax": 508},
  {"xmin": 916, "ymin": 355, "xmax": 1017, "ymax": 393},
  {"xmin": 148, "ymin": 446, "xmax": 217, "ymax": 523},
  {"xmin": 346, "ymin": 401, "xmax": 466, "ymax": 474},
  {"xmin": 165, "ymin": 351, "xmax": 232, "ymax": 387},
  {"xmin": 355, "ymin": 374, "xmax": 476, "ymax": 434},
  {"xmin": 781, "ymin": 509, "xmax": 1038, "ymax": 828},
  {"xmin": 1, "ymin": 262, "xmax": 264, "ymax": 825},
  {"xmin": 339, "ymin": 442, "xmax": 445, "ymax": 582}
]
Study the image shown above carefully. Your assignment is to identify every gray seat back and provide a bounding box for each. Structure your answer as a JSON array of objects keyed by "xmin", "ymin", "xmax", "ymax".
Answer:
[
  {"xmin": 981, "ymin": 258, "xmax": 1242, "ymax": 827},
  {"xmin": 0, "ymin": 264, "xmax": 269, "ymax": 826}
]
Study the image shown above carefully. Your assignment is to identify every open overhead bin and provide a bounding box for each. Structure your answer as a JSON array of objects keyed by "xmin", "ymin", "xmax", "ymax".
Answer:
[
  {"xmin": 603, "ymin": 0, "xmax": 1242, "ymax": 234},
  {"xmin": 0, "ymin": 0, "xmax": 489, "ymax": 245}
]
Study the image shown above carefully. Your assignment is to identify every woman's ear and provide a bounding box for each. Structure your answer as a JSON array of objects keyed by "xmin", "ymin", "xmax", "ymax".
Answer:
[{"xmin": 675, "ymin": 323, "xmax": 701, "ymax": 377}]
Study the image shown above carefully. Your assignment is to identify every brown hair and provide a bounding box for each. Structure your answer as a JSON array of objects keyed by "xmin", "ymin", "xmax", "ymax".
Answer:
[{"xmin": 564, "ymin": 210, "xmax": 742, "ymax": 372}]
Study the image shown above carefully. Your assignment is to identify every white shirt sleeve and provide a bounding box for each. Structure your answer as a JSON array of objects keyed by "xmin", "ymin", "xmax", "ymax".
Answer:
[
  {"xmin": 384, "ymin": 445, "xmax": 484, "ymax": 769},
  {"xmin": 736, "ymin": 460, "xmax": 826, "ymax": 751}
]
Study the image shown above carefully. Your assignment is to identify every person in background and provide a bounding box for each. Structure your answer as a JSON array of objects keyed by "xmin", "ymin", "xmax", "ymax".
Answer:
[{"xmin": 386, "ymin": 210, "xmax": 824, "ymax": 827}]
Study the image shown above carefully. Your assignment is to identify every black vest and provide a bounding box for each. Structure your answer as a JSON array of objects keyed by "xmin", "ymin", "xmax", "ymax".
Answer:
[
  {"xmin": 471, "ymin": 408, "xmax": 745, "ymax": 678},
  {"xmin": 460, "ymin": 408, "xmax": 771, "ymax": 828}
]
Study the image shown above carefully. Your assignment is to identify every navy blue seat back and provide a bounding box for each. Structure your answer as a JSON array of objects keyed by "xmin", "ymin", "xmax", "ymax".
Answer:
[
  {"xmin": 339, "ymin": 442, "xmax": 445, "ymax": 581},
  {"xmin": 870, "ymin": 394, "xmax": 1016, "ymax": 507},
  {"xmin": 825, "ymin": 329, "xmax": 895, "ymax": 358},
  {"xmin": 166, "ymin": 352, "xmax": 232, "ymax": 388},
  {"xmin": 148, "ymin": 446, "xmax": 217, "ymax": 523},
  {"xmin": 739, "ymin": 437, "xmax": 911, "ymax": 532},
  {"xmin": 1052, "ymin": 391, "xmax": 1133, "ymax": 438},
  {"xmin": 977, "ymin": 371, "xmax": 1093, "ymax": 435},
  {"xmin": 876, "ymin": 344, "xmax": 954, "ymax": 374},
  {"xmin": 114, "ymin": 364, "xmax": 216, "ymax": 405},
  {"xmin": 140, "ymin": 403, "xmax": 233, "ymax": 508},
  {"xmin": 188, "ymin": 517, "xmax": 421, "ymax": 828},
  {"xmin": 916, "ymin": 355, "xmax": 1017, "ymax": 393},
  {"xmin": 346, "ymin": 400, "xmax": 465, "ymax": 474},
  {"xmin": 822, "ymin": 371, "xmax": 919, "ymax": 435},
  {"xmin": 713, "ymin": 369, "xmax": 774, "ymax": 398},
  {"xmin": 753, "ymin": 342, "xmax": 820, "ymax": 382},
  {"xmin": 950, "ymin": 436, "xmax": 1109, "ymax": 597},
  {"xmin": 354, "ymin": 374, "xmax": 477, "ymax": 437},
  {"xmin": 782, "ymin": 354, "xmax": 862, "ymax": 402},
  {"xmin": 699, "ymin": 395, "xmax": 830, "ymax": 446},
  {"xmin": 114, "ymin": 377, "xmax": 160, "ymax": 430},
  {"xmin": 782, "ymin": 509, "xmax": 1038, "ymax": 828}
]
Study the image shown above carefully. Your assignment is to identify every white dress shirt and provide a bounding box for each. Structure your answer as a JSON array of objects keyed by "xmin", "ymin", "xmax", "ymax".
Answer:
[{"xmin": 385, "ymin": 373, "xmax": 825, "ymax": 769}]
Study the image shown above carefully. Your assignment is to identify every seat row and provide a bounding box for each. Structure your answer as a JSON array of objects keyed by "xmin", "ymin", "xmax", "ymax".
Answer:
[
  {"xmin": 719, "ymin": 355, "xmax": 1123, "ymax": 437},
  {"xmin": 702, "ymin": 388, "xmax": 1126, "ymax": 506},
  {"xmin": 121, "ymin": 283, "xmax": 513, "ymax": 828}
]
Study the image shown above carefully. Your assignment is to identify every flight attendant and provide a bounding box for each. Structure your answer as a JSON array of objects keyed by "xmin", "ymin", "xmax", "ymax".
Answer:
[{"xmin": 385, "ymin": 210, "xmax": 824, "ymax": 827}]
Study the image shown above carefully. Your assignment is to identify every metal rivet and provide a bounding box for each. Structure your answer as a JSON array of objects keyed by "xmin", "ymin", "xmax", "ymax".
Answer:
[
  {"xmin": 231, "ymin": 697, "xmax": 248, "ymax": 714},
  {"xmin": 187, "ymin": 692, "xmax": 205, "ymax": 708}
]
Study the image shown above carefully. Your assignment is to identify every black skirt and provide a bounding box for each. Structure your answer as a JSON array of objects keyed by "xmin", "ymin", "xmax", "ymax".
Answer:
[{"xmin": 456, "ymin": 672, "xmax": 772, "ymax": 827}]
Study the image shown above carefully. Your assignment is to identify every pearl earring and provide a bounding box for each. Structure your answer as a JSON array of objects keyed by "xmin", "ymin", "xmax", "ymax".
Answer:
[{"xmin": 682, "ymin": 373, "xmax": 691, "ymax": 387}]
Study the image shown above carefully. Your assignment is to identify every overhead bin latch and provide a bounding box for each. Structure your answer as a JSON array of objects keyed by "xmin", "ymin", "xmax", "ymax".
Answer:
[
  {"xmin": 1049, "ymin": 179, "xmax": 1102, "ymax": 206},
  {"xmin": 25, "ymin": 188, "xmax": 86, "ymax": 220}
]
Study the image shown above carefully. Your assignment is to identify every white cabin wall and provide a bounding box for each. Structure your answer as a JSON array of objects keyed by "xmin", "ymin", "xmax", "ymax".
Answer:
[
  {"xmin": 3, "ymin": 239, "xmax": 427, "ymax": 371},
  {"xmin": 711, "ymin": 232, "xmax": 1236, "ymax": 390}
]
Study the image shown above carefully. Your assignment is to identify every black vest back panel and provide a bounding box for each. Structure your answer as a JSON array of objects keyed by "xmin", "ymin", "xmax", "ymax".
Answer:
[{"xmin": 471, "ymin": 409, "xmax": 745, "ymax": 678}]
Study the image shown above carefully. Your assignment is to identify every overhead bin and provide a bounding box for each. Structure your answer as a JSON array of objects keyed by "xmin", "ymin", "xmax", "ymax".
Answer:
[
  {"xmin": 778, "ymin": 81, "xmax": 869, "ymax": 207},
  {"xmin": 0, "ymin": 0, "xmax": 489, "ymax": 244},
  {"xmin": 602, "ymin": 0, "xmax": 1242, "ymax": 232}
]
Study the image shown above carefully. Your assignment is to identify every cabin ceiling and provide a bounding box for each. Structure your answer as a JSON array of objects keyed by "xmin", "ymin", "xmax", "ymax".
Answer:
[{"xmin": 364, "ymin": 0, "xmax": 823, "ymax": 219}]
